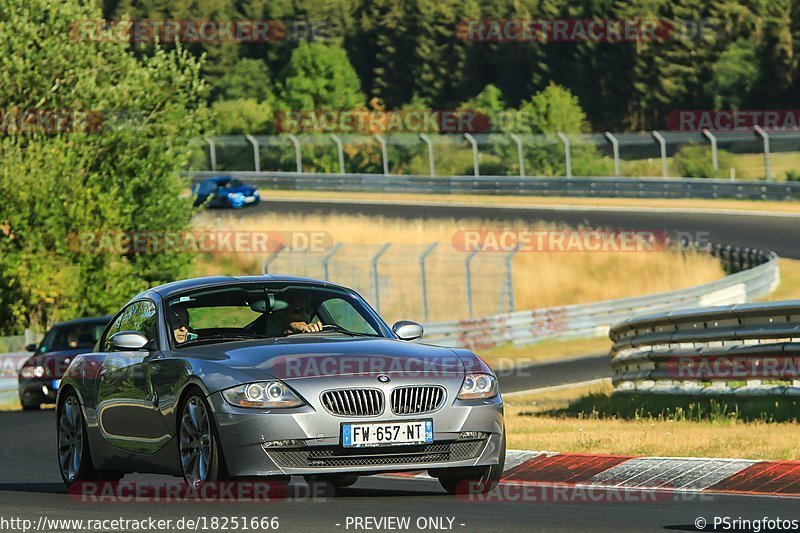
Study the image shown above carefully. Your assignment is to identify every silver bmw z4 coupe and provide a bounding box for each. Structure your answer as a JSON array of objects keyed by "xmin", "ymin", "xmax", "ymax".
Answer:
[{"xmin": 56, "ymin": 276, "xmax": 505, "ymax": 494}]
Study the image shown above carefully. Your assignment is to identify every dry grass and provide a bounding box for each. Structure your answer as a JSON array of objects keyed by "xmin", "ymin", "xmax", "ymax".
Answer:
[
  {"xmin": 264, "ymin": 190, "xmax": 800, "ymax": 214},
  {"xmin": 764, "ymin": 259, "xmax": 800, "ymax": 301},
  {"xmin": 193, "ymin": 212, "xmax": 725, "ymax": 323},
  {"xmin": 504, "ymin": 383, "xmax": 800, "ymax": 460}
]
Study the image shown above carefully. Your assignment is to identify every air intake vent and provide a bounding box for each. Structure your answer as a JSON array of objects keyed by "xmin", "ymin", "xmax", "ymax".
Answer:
[
  {"xmin": 321, "ymin": 388, "xmax": 384, "ymax": 417},
  {"xmin": 391, "ymin": 386, "xmax": 446, "ymax": 415}
]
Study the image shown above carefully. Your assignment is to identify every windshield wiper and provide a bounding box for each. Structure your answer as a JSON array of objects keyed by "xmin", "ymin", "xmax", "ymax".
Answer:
[
  {"xmin": 319, "ymin": 325, "xmax": 380, "ymax": 337},
  {"xmin": 179, "ymin": 333, "xmax": 270, "ymax": 347}
]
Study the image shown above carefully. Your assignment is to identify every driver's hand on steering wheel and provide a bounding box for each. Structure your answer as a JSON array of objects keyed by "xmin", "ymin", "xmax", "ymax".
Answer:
[{"xmin": 287, "ymin": 321, "xmax": 323, "ymax": 334}]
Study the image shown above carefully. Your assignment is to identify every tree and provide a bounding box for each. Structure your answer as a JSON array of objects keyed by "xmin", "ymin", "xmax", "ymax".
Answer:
[
  {"xmin": 514, "ymin": 84, "xmax": 606, "ymax": 176},
  {"xmin": 211, "ymin": 98, "xmax": 275, "ymax": 134},
  {"xmin": 214, "ymin": 58, "xmax": 275, "ymax": 102},
  {"xmin": 278, "ymin": 42, "xmax": 365, "ymax": 110},
  {"xmin": 708, "ymin": 40, "xmax": 760, "ymax": 109},
  {"xmin": 0, "ymin": 0, "xmax": 208, "ymax": 332}
]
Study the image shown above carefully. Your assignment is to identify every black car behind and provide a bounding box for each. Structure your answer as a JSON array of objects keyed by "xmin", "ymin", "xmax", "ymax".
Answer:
[{"xmin": 18, "ymin": 316, "xmax": 110, "ymax": 410}]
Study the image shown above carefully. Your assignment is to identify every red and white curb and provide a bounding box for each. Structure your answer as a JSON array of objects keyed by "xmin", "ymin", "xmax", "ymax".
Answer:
[{"xmin": 384, "ymin": 450, "xmax": 800, "ymax": 497}]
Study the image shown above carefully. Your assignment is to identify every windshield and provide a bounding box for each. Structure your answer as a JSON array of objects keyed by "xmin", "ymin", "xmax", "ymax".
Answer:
[
  {"xmin": 38, "ymin": 321, "xmax": 106, "ymax": 353},
  {"xmin": 165, "ymin": 283, "xmax": 391, "ymax": 348}
]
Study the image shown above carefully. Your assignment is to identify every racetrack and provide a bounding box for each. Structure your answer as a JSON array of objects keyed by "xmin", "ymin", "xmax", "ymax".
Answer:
[
  {"xmin": 2, "ymin": 199, "xmax": 798, "ymax": 531},
  {"xmin": 252, "ymin": 198, "xmax": 800, "ymax": 259},
  {"xmin": 2, "ymin": 409, "xmax": 799, "ymax": 533}
]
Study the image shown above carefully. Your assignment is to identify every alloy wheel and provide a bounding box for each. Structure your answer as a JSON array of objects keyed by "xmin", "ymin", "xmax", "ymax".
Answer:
[{"xmin": 179, "ymin": 397, "xmax": 212, "ymax": 486}]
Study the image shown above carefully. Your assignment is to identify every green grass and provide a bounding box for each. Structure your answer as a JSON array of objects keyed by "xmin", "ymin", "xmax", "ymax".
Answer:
[{"xmin": 552, "ymin": 392, "xmax": 800, "ymax": 423}]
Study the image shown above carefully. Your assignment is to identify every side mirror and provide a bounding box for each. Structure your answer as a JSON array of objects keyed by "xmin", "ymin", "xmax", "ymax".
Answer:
[
  {"xmin": 25, "ymin": 343, "xmax": 37, "ymax": 352},
  {"xmin": 108, "ymin": 331, "xmax": 150, "ymax": 351},
  {"xmin": 392, "ymin": 320, "xmax": 424, "ymax": 341}
]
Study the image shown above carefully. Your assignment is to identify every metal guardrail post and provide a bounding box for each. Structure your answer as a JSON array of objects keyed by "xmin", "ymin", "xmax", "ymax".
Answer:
[
  {"xmin": 374, "ymin": 134, "xmax": 389, "ymax": 175},
  {"xmin": 557, "ymin": 132, "xmax": 572, "ymax": 178},
  {"xmin": 702, "ymin": 129, "xmax": 719, "ymax": 177},
  {"xmin": 371, "ymin": 243, "xmax": 391, "ymax": 313},
  {"xmin": 419, "ymin": 243, "xmax": 438, "ymax": 322},
  {"xmin": 261, "ymin": 245, "xmax": 285, "ymax": 274},
  {"xmin": 204, "ymin": 136, "xmax": 217, "ymax": 172},
  {"xmin": 465, "ymin": 250, "xmax": 479, "ymax": 318},
  {"xmin": 330, "ymin": 134, "xmax": 345, "ymax": 175},
  {"xmin": 245, "ymin": 134, "xmax": 260, "ymax": 172},
  {"xmin": 321, "ymin": 243, "xmax": 342, "ymax": 280},
  {"xmin": 504, "ymin": 247, "xmax": 519, "ymax": 312},
  {"xmin": 604, "ymin": 131, "xmax": 620, "ymax": 177},
  {"xmin": 753, "ymin": 125, "xmax": 772, "ymax": 181},
  {"xmin": 287, "ymin": 134, "xmax": 302, "ymax": 173},
  {"xmin": 464, "ymin": 133, "xmax": 480, "ymax": 177},
  {"xmin": 509, "ymin": 133, "xmax": 525, "ymax": 177},
  {"xmin": 419, "ymin": 133, "xmax": 435, "ymax": 177},
  {"xmin": 652, "ymin": 130, "xmax": 668, "ymax": 178}
]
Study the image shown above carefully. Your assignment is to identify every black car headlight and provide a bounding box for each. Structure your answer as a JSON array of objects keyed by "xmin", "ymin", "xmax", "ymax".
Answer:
[
  {"xmin": 20, "ymin": 365, "xmax": 45, "ymax": 379},
  {"xmin": 457, "ymin": 373, "xmax": 498, "ymax": 400},
  {"xmin": 221, "ymin": 381, "xmax": 304, "ymax": 408}
]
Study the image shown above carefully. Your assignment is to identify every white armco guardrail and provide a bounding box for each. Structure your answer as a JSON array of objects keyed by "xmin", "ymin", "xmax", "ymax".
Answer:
[
  {"xmin": 609, "ymin": 300, "xmax": 800, "ymax": 395},
  {"xmin": 421, "ymin": 244, "xmax": 780, "ymax": 351}
]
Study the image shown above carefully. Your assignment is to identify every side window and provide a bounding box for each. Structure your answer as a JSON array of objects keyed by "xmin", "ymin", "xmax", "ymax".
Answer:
[
  {"xmin": 103, "ymin": 301, "xmax": 158, "ymax": 351},
  {"xmin": 318, "ymin": 298, "xmax": 377, "ymax": 335}
]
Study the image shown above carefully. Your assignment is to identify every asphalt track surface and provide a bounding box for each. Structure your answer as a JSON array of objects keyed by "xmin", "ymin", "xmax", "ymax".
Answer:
[
  {"xmin": 2, "ymin": 410, "xmax": 800, "ymax": 533},
  {"xmin": 2, "ymin": 200, "xmax": 798, "ymax": 531},
  {"xmin": 496, "ymin": 354, "xmax": 610, "ymax": 394},
  {"xmin": 253, "ymin": 198, "xmax": 800, "ymax": 259}
]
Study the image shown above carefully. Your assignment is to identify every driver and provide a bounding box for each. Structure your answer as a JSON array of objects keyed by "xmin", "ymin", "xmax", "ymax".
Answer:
[
  {"xmin": 282, "ymin": 293, "xmax": 322, "ymax": 335},
  {"xmin": 66, "ymin": 331, "xmax": 80, "ymax": 349},
  {"xmin": 169, "ymin": 305, "xmax": 192, "ymax": 344}
]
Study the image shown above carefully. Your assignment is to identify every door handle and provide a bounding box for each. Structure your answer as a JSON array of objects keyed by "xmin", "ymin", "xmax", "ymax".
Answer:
[{"xmin": 146, "ymin": 391, "xmax": 159, "ymax": 408}]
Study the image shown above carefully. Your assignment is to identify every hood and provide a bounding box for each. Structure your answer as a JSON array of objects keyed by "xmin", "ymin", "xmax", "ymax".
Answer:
[
  {"xmin": 177, "ymin": 335, "xmax": 465, "ymax": 380},
  {"xmin": 21, "ymin": 348, "xmax": 87, "ymax": 379}
]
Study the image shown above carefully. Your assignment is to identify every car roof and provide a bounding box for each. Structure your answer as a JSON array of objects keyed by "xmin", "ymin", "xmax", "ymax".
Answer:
[
  {"xmin": 133, "ymin": 275, "xmax": 342, "ymax": 301},
  {"xmin": 52, "ymin": 316, "xmax": 112, "ymax": 328}
]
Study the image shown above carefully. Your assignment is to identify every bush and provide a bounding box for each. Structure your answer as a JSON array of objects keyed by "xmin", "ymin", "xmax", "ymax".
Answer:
[{"xmin": 672, "ymin": 145, "xmax": 740, "ymax": 179}]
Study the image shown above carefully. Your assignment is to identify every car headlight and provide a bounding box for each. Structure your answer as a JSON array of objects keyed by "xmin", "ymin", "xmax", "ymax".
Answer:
[
  {"xmin": 221, "ymin": 381, "xmax": 304, "ymax": 408},
  {"xmin": 457, "ymin": 373, "xmax": 498, "ymax": 400},
  {"xmin": 20, "ymin": 365, "xmax": 45, "ymax": 379}
]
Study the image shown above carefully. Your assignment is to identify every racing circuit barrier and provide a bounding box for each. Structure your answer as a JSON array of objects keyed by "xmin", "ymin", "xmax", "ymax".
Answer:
[
  {"xmin": 420, "ymin": 243, "xmax": 779, "ymax": 351},
  {"xmin": 186, "ymin": 170, "xmax": 800, "ymax": 201},
  {"xmin": 194, "ymin": 131, "xmax": 800, "ymax": 183},
  {"xmin": 609, "ymin": 300, "xmax": 800, "ymax": 395}
]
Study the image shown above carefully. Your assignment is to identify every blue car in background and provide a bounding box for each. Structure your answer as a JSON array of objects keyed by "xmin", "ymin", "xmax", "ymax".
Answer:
[{"xmin": 192, "ymin": 176, "xmax": 260, "ymax": 209}]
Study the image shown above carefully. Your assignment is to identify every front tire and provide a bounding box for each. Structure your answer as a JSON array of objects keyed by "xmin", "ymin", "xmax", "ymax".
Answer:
[
  {"xmin": 178, "ymin": 391, "xmax": 226, "ymax": 486},
  {"xmin": 437, "ymin": 433, "xmax": 506, "ymax": 495},
  {"xmin": 57, "ymin": 392, "xmax": 94, "ymax": 486}
]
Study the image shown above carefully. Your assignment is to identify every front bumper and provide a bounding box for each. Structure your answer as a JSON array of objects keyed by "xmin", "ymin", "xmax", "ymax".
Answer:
[
  {"xmin": 209, "ymin": 387, "xmax": 504, "ymax": 477},
  {"xmin": 18, "ymin": 378, "xmax": 60, "ymax": 406}
]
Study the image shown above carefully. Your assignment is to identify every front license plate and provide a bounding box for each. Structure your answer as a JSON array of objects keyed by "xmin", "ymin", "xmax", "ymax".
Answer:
[
  {"xmin": 342, "ymin": 419, "xmax": 433, "ymax": 448},
  {"xmin": 244, "ymin": 196, "xmax": 256, "ymax": 203}
]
